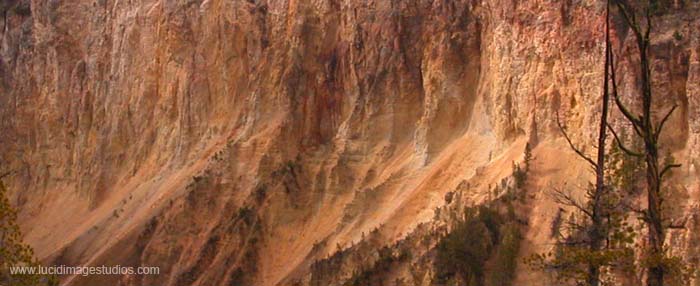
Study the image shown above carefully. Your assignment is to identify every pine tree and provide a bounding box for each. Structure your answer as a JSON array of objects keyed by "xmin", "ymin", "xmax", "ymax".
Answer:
[
  {"xmin": 0, "ymin": 174, "xmax": 56, "ymax": 285},
  {"xmin": 524, "ymin": 143, "xmax": 533, "ymax": 172},
  {"xmin": 528, "ymin": 2, "xmax": 635, "ymax": 285}
]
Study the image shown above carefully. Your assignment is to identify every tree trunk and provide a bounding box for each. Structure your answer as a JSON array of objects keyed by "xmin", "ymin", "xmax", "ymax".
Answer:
[
  {"xmin": 585, "ymin": 2, "xmax": 612, "ymax": 285},
  {"xmin": 639, "ymin": 21, "xmax": 665, "ymax": 286},
  {"xmin": 645, "ymin": 137, "xmax": 664, "ymax": 286},
  {"xmin": 609, "ymin": 2, "xmax": 668, "ymax": 284}
]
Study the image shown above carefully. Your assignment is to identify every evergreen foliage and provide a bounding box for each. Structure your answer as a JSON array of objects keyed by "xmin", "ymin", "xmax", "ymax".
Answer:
[
  {"xmin": 0, "ymin": 178, "xmax": 56, "ymax": 286},
  {"xmin": 487, "ymin": 222, "xmax": 521, "ymax": 286},
  {"xmin": 607, "ymin": 1, "xmax": 692, "ymax": 284},
  {"xmin": 434, "ymin": 205, "xmax": 521, "ymax": 286}
]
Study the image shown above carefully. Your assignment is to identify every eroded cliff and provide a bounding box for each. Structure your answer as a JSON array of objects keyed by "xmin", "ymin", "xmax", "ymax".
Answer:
[{"xmin": 1, "ymin": 0, "xmax": 699, "ymax": 285}]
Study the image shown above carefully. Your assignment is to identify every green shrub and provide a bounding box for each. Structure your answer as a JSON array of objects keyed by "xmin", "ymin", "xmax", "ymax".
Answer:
[
  {"xmin": 434, "ymin": 204, "xmax": 522, "ymax": 286},
  {"xmin": 673, "ymin": 31, "xmax": 683, "ymax": 41},
  {"xmin": 487, "ymin": 223, "xmax": 521, "ymax": 286},
  {"xmin": 1, "ymin": 179, "xmax": 57, "ymax": 285},
  {"xmin": 435, "ymin": 207, "xmax": 503, "ymax": 285}
]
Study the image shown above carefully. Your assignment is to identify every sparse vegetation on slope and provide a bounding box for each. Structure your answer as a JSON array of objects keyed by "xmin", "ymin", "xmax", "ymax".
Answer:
[
  {"xmin": 434, "ymin": 204, "xmax": 522, "ymax": 286},
  {"xmin": 0, "ymin": 174, "xmax": 56, "ymax": 286}
]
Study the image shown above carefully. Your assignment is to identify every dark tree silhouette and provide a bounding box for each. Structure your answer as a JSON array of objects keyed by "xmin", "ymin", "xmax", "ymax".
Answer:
[
  {"xmin": 540, "ymin": 1, "xmax": 616, "ymax": 285},
  {"xmin": 1, "ymin": 172, "xmax": 56, "ymax": 286},
  {"xmin": 607, "ymin": 1, "xmax": 683, "ymax": 285}
]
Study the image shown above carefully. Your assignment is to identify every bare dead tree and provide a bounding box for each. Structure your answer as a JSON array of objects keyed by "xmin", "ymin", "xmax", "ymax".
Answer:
[
  {"xmin": 607, "ymin": 1, "xmax": 682, "ymax": 285},
  {"xmin": 548, "ymin": 2, "xmax": 614, "ymax": 285}
]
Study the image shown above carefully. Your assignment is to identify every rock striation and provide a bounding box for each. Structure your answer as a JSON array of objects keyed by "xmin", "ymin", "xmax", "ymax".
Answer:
[{"xmin": 1, "ymin": 0, "xmax": 699, "ymax": 285}]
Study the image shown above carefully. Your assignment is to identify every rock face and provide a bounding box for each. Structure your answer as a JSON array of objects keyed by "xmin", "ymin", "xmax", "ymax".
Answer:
[{"xmin": 1, "ymin": 0, "xmax": 699, "ymax": 285}]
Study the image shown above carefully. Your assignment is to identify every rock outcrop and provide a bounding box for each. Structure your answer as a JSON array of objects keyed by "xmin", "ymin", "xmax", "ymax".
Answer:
[{"xmin": 1, "ymin": 0, "xmax": 699, "ymax": 285}]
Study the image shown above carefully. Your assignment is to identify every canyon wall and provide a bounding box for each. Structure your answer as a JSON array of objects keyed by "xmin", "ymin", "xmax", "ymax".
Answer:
[{"xmin": 1, "ymin": 0, "xmax": 699, "ymax": 285}]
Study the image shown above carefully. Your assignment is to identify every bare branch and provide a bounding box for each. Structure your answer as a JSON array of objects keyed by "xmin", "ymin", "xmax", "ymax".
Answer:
[
  {"xmin": 562, "ymin": 219, "xmax": 588, "ymax": 233},
  {"xmin": 659, "ymin": 163, "xmax": 682, "ymax": 179},
  {"xmin": 613, "ymin": 0, "xmax": 643, "ymax": 42},
  {"xmin": 556, "ymin": 110, "xmax": 598, "ymax": 168},
  {"xmin": 655, "ymin": 105, "xmax": 678, "ymax": 141},
  {"xmin": 621, "ymin": 202, "xmax": 649, "ymax": 222},
  {"xmin": 0, "ymin": 170, "xmax": 14, "ymax": 180},
  {"xmin": 606, "ymin": 123, "xmax": 644, "ymax": 157},
  {"xmin": 551, "ymin": 187, "xmax": 593, "ymax": 219},
  {"xmin": 608, "ymin": 45, "xmax": 643, "ymax": 129},
  {"xmin": 644, "ymin": 6, "xmax": 652, "ymax": 43},
  {"xmin": 668, "ymin": 224, "xmax": 686, "ymax": 230},
  {"xmin": 556, "ymin": 238, "xmax": 590, "ymax": 247},
  {"xmin": 667, "ymin": 216, "xmax": 688, "ymax": 229}
]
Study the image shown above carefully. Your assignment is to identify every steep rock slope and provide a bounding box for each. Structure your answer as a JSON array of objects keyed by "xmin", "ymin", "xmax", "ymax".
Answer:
[{"xmin": 1, "ymin": 0, "xmax": 699, "ymax": 285}]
